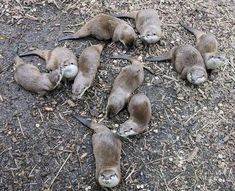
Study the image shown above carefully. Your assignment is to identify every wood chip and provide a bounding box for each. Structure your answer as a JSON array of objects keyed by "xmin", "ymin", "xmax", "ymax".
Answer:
[{"xmin": 187, "ymin": 147, "xmax": 199, "ymax": 162}]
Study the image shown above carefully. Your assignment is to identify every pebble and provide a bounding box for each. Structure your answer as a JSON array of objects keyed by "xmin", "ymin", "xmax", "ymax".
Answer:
[
  {"xmin": 219, "ymin": 110, "xmax": 224, "ymax": 115},
  {"xmin": 218, "ymin": 103, "xmax": 223, "ymax": 107},
  {"xmin": 153, "ymin": 129, "xmax": 158, "ymax": 133},
  {"xmin": 152, "ymin": 76, "xmax": 163, "ymax": 85}
]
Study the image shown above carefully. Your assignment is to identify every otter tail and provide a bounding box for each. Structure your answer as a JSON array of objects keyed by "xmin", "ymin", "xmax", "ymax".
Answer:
[
  {"xmin": 110, "ymin": 54, "xmax": 131, "ymax": 61},
  {"xmin": 114, "ymin": 11, "xmax": 139, "ymax": 19},
  {"xmin": 19, "ymin": 49, "xmax": 50, "ymax": 61},
  {"xmin": 58, "ymin": 27, "xmax": 90, "ymax": 42},
  {"xmin": 71, "ymin": 114, "xmax": 92, "ymax": 129},
  {"xmin": 179, "ymin": 22, "xmax": 205, "ymax": 39},
  {"xmin": 145, "ymin": 47, "xmax": 177, "ymax": 62}
]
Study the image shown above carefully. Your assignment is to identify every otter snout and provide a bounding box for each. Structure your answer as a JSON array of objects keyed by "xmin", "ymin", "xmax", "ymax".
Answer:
[{"xmin": 141, "ymin": 33, "xmax": 161, "ymax": 44}]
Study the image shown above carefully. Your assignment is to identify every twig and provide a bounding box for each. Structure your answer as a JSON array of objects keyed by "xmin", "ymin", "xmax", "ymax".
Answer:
[
  {"xmin": 48, "ymin": 153, "xmax": 72, "ymax": 189},
  {"xmin": 168, "ymin": 172, "xmax": 183, "ymax": 184},
  {"xmin": 17, "ymin": 116, "xmax": 25, "ymax": 137},
  {"xmin": 125, "ymin": 164, "xmax": 136, "ymax": 180},
  {"xmin": 160, "ymin": 168, "xmax": 170, "ymax": 191}
]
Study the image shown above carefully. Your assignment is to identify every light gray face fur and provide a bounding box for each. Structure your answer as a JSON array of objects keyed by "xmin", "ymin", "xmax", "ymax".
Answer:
[
  {"xmin": 141, "ymin": 26, "xmax": 161, "ymax": 44},
  {"xmin": 63, "ymin": 65, "xmax": 78, "ymax": 79},
  {"xmin": 187, "ymin": 67, "xmax": 207, "ymax": 85},
  {"xmin": 141, "ymin": 34, "xmax": 161, "ymax": 44},
  {"xmin": 98, "ymin": 170, "xmax": 120, "ymax": 188},
  {"xmin": 206, "ymin": 56, "xmax": 225, "ymax": 70},
  {"xmin": 118, "ymin": 120, "xmax": 139, "ymax": 137}
]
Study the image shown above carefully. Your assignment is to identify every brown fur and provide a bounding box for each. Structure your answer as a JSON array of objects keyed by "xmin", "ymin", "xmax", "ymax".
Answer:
[
  {"xmin": 72, "ymin": 44, "xmax": 105, "ymax": 98},
  {"xmin": 118, "ymin": 93, "xmax": 151, "ymax": 137},
  {"xmin": 58, "ymin": 14, "xmax": 137, "ymax": 47},
  {"xmin": 106, "ymin": 56, "xmax": 144, "ymax": 118},
  {"xmin": 116, "ymin": 9, "xmax": 162, "ymax": 44},
  {"xmin": 19, "ymin": 47, "xmax": 78, "ymax": 79},
  {"xmin": 14, "ymin": 56, "xmax": 63, "ymax": 95},
  {"xmin": 72, "ymin": 115, "xmax": 121, "ymax": 188},
  {"xmin": 145, "ymin": 45, "xmax": 208, "ymax": 85},
  {"xmin": 180, "ymin": 22, "xmax": 225, "ymax": 69}
]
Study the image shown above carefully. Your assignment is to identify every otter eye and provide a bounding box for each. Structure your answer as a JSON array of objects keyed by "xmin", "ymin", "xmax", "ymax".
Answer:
[
  {"xmin": 153, "ymin": 33, "xmax": 156, "ymax": 35},
  {"xmin": 70, "ymin": 63, "xmax": 74, "ymax": 65}
]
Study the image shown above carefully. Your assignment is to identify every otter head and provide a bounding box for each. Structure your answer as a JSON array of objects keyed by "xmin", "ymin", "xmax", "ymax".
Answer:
[
  {"xmin": 106, "ymin": 95, "xmax": 126, "ymax": 118},
  {"xmin": 62, "ymin": 59, "xmax": 78, "ymax": 79},
  {"xmin": 118, "ymin": 120, "xmax": 140, "ymax": 137},
  {"xmin": 187, "ymin": 66, "xmax": 208, "ymax": 85},
  {"xmin": 141, "ymin": 26, "xmax": 162, "ymax": 44},
  {"xmin": 204, "ymin": 53, "xmax": 226, "ymax": 70},
  {"xmin": 113, "ymin": 25, "xmax": 137, "ymax": 48},
  {"xmin": 98, "ymin": 168, "xmax": 120, "ymax": 188},
  {"xmin": 72, "ymin": 74, "xmax": 90, "ymax": 99}
]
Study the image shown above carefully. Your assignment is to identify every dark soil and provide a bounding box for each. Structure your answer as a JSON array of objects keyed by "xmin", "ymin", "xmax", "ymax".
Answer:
[{"xmin": 0, "ymin": 0, "xmax": 234, "ymax": 191}]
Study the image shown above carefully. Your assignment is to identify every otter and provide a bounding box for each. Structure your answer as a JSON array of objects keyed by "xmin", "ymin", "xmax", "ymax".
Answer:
[
  {"xmin": 72, "ymin": 114, "xmax": 122, "ymax": 188},
  {"xmin": 14, "ymin": 56, "xmax": 63, "ymax": 95},
  {"xmin": 58, "ymin": 14, "xmax": 137, "ymax": 47},
  {"xmin": 115, "ymin": 9, "xmax": 162, "ymax": 44},
  {"xmin": 72, "ymin": 44, "xmax": 105, "ymax": 98},
  {"xmin": 19, "ymin": 47, "xmax": 78, "ymax": 79},
  {"xmin": 118, "ymin": 93, "xmax": 151, "ymax": 137},
  {"xmin": 145, "ymin": 45, "xmax": 208, "ymax": 85},
  {"xmin": 179, "ymin": 22, "xmax": 225, "ymax": 70},
  {"xmin": 106, "ymin": 55, "xmax": 144, "ymax": 118}
]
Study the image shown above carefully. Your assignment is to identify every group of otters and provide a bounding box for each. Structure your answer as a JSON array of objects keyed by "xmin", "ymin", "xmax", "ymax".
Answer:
[{"xmin": 14, "ymin": 9, "xmax": 225, "ymax": 188}]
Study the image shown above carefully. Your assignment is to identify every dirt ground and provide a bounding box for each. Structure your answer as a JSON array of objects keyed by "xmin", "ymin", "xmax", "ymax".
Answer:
[{"xmin": 0, "ymin": 0, "xmax": 234, "ymax": 190}]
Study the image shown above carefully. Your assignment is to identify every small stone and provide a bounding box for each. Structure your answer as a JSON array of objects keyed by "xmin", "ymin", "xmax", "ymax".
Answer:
[
  {"xmin": 114, "ymin": 124, "xmax": 119, "ymax": 128},
  {"xmin": 67, "ymin": 100, "xmax": 76, "ymax": 107},
  {"xmin": 202, "ymin": 107, "xmax": 207, "ymax": 110},
  {"xmin": 219, "ymin": 110, "xmax": 224, "ymax": 115},
  {"xmin": 44, "ymin": 107, "xmax": 53, "ymax": 112},
  {"xmin": 218, "ymin": 103, "xmax": 223, "ymax": 107},
  {"xmin": 35, "ymin": 124, "xmax": 40, "ymax": 128},
  {"xmin": 215, "ymin": 107, "xmax": 219, "ymax": 111},
  {"xmin": 152, "ymin": 76, "xmax": 163, "ymax": 85},
  {"xmin": 153, "ymin": 129, "xmax": 158, "ymax": 133},
  {"xmin": 218, "ymin": 154, "xmax": 223, "ymax": 159},
  {"xmin": 169, "ymin": 157, "xmax": 173, "ymax": 162}
]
